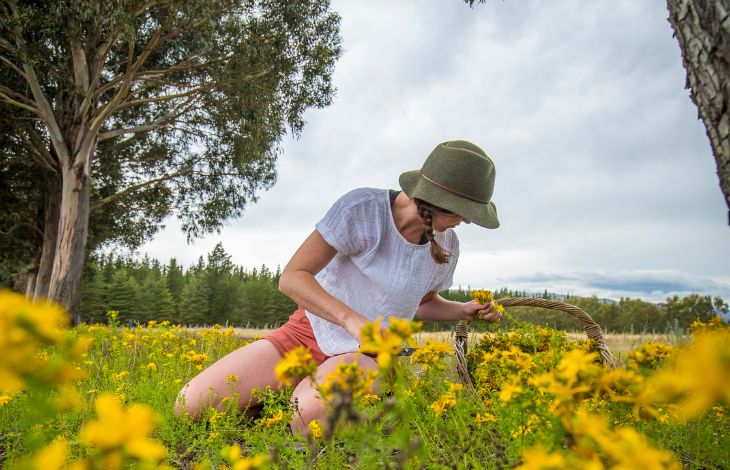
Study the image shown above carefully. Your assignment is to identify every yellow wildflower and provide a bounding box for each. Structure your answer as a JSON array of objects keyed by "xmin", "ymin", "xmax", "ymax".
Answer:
[
  {"xmin": 56, "ymin": 385, "xmax": 83, "ymax": 412},
  {"xmin": 274, "ymin": 346, "xmax": 317, "ymax": 384},
  {"xmin": 431, "ymin": 382, "xmax": 462, "ymax": 416},
  {"xmin": 79, "ymin": 393, "xmax": 166, "ymax": 462},
  {"xmin": 361, "ymin": 393, "xmax": 381, "ymax": 406},
  {"xmin": 111, "ymin": 370, "xmax": 129, "ymax": 382},
  {"xmin": 499, "ymin": 380, "xmax": 524, "ymax": 403},
  {"xmin": 33, "ymin": 438, "xmax": 69, "ymax": 470},
  {"xmin": 515, "ymin": 447, "xmax": 566, "ymax": 470},
  {"xmin": 471, "ymin": 289, "xmax": 494, "ymax": 305},
  {"xmin": 358, "ymin": 318, "xmax": 415, "ymax": 369},
  {"xmin": 318, "ymin": 361, "xmax": 377, "ymax": 401},
  {"xmin": 308, "ymin": 419, "xmax": 324, "ymax": 439},
  {"xmin": 644, "ymin": 329, "xmax": 730, "ymax": 419},
  {"xmin": 0, "ymin": 290, "xmax": 89, "ymax": 394},
  {"xmin": 627, "ymin": 342, "xmax": 674, "ymax": 370},
  {"xmin": 689, "ymin": 315, "xmax": 726, "ymax": 334},
  {"xmin": 430, "ymin": 392, "xmax": 457, "ymax": 416},
  {"xmin": 474, "ymin": 412, "xmax": 497, "ymax": 425},
  {"xmin": 227, "ymin": 374, "xmax": 238, "ymax": 382},
  {"xmin": 256, "ymin": 409, "xmax": 285, "ymax": 428},
  {"xmin": 411, "ymin": 340, "xmax": 452, "ymax": 370},
  {"xmin": 470, "ymin": 289, "xmax": 505, "ymax": 318},
  {"xmin": 221, "ymin": 444, "xmax": 269, "ymax": 469},
  {"xmin": 0, "ymin": 394, "xmax": 13, "ymax": 406},
  {"xmin": 146, "ymin": 362, "xmax": 157, "ymax": 371}
]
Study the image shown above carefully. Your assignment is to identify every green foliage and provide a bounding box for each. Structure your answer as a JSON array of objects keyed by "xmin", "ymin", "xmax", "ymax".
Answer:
[
  {"xmin": 440, "ymin": 286, "xmax": 726, "ymax": 334},
  {"xmin": 80, "ymin": 244, "xmax": 295, "ymax": 327},
  {"xmin": 76, "ymin": 244, "xmax": 728, "ymax": 331},
  {"xmin": 0, "ymin": 0, "xmax": 343, "ymax": 306}
]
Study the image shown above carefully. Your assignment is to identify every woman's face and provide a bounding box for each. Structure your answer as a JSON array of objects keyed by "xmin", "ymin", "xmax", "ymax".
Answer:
[{"xmin": 429, "ymin": 207, "xmax": 470, "ymax": 232}]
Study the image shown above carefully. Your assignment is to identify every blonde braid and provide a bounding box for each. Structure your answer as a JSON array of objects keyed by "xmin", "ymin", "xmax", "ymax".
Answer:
[{"xmin": 415, "ymin": 200, "xmax": 451, "ymax": 264}]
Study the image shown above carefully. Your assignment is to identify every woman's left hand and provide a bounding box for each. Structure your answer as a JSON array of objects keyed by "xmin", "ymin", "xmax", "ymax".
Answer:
[{"xmin": 462, "ymin": 300, "xmax": 503, "ymax": 323}]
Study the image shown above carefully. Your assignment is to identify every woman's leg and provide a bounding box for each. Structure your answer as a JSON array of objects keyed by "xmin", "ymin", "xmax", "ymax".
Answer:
[
  {"xmin": 289, "ymin": 353, "xmax": 378, "ymax": 435},
  {"xmin": 174, "ymin": 338, "xmax": 286, "ymax": 419}
]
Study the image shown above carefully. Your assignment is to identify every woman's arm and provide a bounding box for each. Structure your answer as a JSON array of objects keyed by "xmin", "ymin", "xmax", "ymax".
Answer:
[
  {"xmin": 415, "ymin": 292, "xmax": 501, "ymax": 322},
  {"xmin": 278, "ymin": 230, "xmax": 372, "ymax": 340}
]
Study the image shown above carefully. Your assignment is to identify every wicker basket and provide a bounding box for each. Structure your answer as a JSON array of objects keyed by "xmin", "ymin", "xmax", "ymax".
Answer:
[{"xmin": 454, "ymin": 297, "xmax": 616, "ymax": 389}]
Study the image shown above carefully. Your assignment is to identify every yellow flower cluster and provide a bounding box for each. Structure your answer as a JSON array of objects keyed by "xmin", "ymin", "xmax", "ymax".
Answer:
[
  {"xmin": 78, "ymin": 393, "xmax": 167, "ymax": 464},
  {"xmin": 183, "ymin": 350, "xmax": 210, "ymax": 370},
  {"xmin": 470, "ymin": 289, "xmax": 505, "ymax": 315},
  {"xmin": 411, "ymin": 340, "xmax": 452, "ymax": 371},
  {"xmin": 358, "ymin": 317, "xmax": 421, "ymax": 369},
  {"xmin": 474, "ymin": 345, "xmax": 536, "ymax": 396},
  {"xmin": 255, "ymin": 409, "xmax": 285, "ymax": 428},
  {"xmin": 308, "ymin": 419, "xmax": 324, "ymax": 440},
  {"xmin": 318, "ymin": 361, "xmax": 378, "ymax": 401},
  {"xmin": 361, "ymin": 393, "xmax": 381, "ymax": 406},
  {"xmin": 218, "ymin": 444, "xmax": 269, "ymax": 470},
  {"xmin": 516, "ymin": 406, "xmax": 681, "ymax": 470},
  {"xmin": 0, "ymin": 290, "xmax": 91, "ymax": 401},
  {"xmin": 626, "ymin": 341, "xmax": 674, "ymax": 370},
  {"xmin": 274, "ymin": 346, "xmax": 317, "ymax": 384},
  {"xmin": 531, "ymin": 349, "xmax": 604, "ymax": 417},
  {"xmin": 430, "ymin": 382, "xmax": 463, "ymax": 416},
  {"xmin": 689, "ymin": 315, "xmax": 727, "ymax": 334},
  {"xmin": 644, "ymin": 328, "xmax": 730, "ymax": 420}
]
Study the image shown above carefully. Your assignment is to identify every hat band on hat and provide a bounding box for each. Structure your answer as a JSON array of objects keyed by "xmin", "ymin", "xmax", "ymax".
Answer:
[{"xmin": 419, "ymin": 171, "xmax": 490, "ymax": 205}]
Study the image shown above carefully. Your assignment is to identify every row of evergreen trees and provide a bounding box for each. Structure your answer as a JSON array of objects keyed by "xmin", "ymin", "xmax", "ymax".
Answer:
[
  {"xmin": 79, "ymin": 243, "xmax": 295, "ymax": 327},
  {"xmin": 79, "ymin": 243, "xmax": 728, "ymax": 332},
  {"xmin": 442, "ymin": 288, "xmax": 727, "ymax": 333}
]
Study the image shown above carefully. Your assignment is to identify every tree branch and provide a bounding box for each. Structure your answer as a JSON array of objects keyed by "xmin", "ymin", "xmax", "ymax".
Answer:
[
  {"xmin": 98, "ymin": 93, "xmax": 198, "ymax": 140},
  {"xmin": 0, "ymin": 54, "xmax": 30, "ymax": 81},
  {"xmin": 0, "ymin": 85, "xmax": 42, "ymax": 111},
  {"xmin": 90, "ymin": 167, "xmax": 189, "ymax": 210}
]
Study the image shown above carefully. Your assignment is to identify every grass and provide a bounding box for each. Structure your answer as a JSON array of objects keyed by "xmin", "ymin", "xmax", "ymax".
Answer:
[{"xmin": 1, "ymin": 318, "xmax": 728, "ymax": 469}]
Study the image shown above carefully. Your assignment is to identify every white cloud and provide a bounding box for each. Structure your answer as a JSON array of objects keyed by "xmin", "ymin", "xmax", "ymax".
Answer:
[{"xmin": 135, "ymin": 0, "xmax": 730, "ymax": 303}]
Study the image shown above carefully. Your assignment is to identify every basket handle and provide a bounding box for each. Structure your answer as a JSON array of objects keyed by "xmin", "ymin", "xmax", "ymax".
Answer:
[{"xmin": 454, "ymin": 297, "xmax": 616, "ymax": 388}]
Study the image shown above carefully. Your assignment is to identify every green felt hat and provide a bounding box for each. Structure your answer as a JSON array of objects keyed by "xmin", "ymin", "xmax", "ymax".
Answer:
[{"xmin": 399, "ymin": 140, "xmax": 499, "ymax": 229}]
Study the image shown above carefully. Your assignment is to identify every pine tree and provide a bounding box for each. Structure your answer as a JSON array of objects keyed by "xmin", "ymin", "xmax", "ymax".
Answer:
[
  {"xmin": 107, "ymin": 269, "xmax": 137, "ymax": 323},
  {"xmin": 178, "ymin": 273, "xmax": 211, "ymax": 326}
]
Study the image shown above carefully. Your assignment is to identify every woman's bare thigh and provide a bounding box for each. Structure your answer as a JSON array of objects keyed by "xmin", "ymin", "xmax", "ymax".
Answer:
[{"xmin": 175, "ymin": 338, "xmax": 286, "ymax": 418}]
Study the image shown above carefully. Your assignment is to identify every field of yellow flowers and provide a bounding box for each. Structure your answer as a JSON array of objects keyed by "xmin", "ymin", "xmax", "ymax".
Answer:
[{"xmin": 1, "ymin": 289, "xmax": 729, "ymax": 469}]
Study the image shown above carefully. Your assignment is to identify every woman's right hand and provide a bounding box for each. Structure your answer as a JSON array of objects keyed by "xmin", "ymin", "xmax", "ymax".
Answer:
[{"xmin": 343, "ymin": 312, "xmax": 373, "ymax": 344}]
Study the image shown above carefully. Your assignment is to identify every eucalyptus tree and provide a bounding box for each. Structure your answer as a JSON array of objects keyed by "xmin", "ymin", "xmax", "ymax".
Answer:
[
  {"xmin": 666, "ymin": 0, "xmax": 730, "ymax": 225},
  {"xmin": 0, "ymin": 0, "xmax": 341, "ymax": 319}
]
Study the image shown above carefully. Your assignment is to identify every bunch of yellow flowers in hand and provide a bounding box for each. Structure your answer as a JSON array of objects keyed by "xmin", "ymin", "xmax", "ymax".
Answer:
[{"xmin": 470, "ymin": 289, "xmax": 505, "ymax": 319}]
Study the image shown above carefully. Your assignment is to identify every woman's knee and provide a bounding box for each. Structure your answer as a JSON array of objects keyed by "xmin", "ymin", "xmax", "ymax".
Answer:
[
  {"xmin": 174, "ymin": 380, "xmax": 207, "ymax": 419},
  {"xmin": 289, "ymin": 386, "xmax": 326, "ymax": 435}
]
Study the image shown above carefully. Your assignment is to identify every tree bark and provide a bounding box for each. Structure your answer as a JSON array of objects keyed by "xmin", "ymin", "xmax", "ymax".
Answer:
[
  {"xmin": 47, "ymin": 157, "xmax": 91, "ymax": 324},
  {"xmin": 667, "ymin": 0, "xmax": 730, "ymax": 225},
  {"xmin": 33, "ymin": 177, "xmax": 61, "ymax": 301}
]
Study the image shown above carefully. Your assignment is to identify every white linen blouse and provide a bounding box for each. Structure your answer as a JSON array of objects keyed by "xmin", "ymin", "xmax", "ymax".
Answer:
[{"xmin": 305, "ymin": 187, "xmax": 459, "ymax": 356}]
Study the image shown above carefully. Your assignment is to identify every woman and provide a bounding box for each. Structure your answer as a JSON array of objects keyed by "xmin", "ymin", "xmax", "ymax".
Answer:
[{"xmin": 175, "ymin": 140, "xmax": 503, "ymax": 434}]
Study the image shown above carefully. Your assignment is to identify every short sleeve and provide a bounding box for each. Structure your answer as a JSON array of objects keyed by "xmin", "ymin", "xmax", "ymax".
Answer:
[{"xmin": 315, "ymin": 189, "xmax": 376, "ymax": 256}]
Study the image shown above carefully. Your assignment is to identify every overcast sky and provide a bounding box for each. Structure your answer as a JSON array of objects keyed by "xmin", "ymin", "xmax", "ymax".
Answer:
[{"xmin": 137, "ymin": 0, "xmax": 730, "ymax": 303}]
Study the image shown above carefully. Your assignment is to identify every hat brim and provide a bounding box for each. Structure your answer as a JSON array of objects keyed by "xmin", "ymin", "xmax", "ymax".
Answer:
[{"xmin": 399, "ymin": 170, "xmax": 500, "ymax": 229}]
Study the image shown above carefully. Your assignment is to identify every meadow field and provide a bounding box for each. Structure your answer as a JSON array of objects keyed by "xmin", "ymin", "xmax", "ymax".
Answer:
[{"xmin": 1, "ymin": 290, "xmax": 728, "ymax": 469}]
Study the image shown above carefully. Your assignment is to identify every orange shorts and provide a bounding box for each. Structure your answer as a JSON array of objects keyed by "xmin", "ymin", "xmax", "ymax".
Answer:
[{"xmin": 264, "ymin": 307, "xmax": 330, "ymax": 365}]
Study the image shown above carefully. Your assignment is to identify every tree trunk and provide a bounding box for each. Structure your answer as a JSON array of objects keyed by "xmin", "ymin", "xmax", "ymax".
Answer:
[
  {"xmin": 667, "ymin": 0, "xmax": 730, "ymax": 225},
  {"xmin": 33, "ymin": 177, "xmax": 61, "ymax": 301},
  {"xmin": 48, "ymin": 157, "xmax": 91, "ymax": 324}
]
